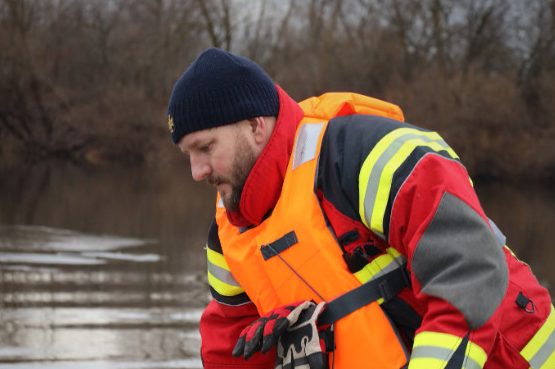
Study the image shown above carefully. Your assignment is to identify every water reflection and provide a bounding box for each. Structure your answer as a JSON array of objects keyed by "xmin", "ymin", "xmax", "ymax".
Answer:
[
  {"xmin": 0, "ymin": 162, "xmax": 553, "ymax": 368},
  {"xmin": 0, "ymin": 306, "xmax": 202, "ymax": 359},
  {"xmin": 0, "ymin": 223, "xmax": 206, "ymax": 368},
  {"xmin": 0, "ymin": 225, "xmax": 152, "ymax": 252},
  {"xmin": 0, "ymin": 161, "xmax": 213, "ymax": 368}
]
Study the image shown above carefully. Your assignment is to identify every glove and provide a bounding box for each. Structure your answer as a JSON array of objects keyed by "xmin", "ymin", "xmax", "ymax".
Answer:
[
  {"xmin": 232, "ymin": 301, "xmax": 305, "ymax": 359},
  {"xmin": 275, "ymin": 301, "xmax": 327, "ymax": 369}
]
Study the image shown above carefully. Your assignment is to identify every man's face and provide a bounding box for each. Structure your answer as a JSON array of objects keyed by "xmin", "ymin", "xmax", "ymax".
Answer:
[{"xmin": 178, "ymin": 122, "xmax": 258, "ymax": 212}]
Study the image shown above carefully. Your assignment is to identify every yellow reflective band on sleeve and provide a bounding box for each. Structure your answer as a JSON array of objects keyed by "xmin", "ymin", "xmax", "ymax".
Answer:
[
  {"xmin": 353, "ymin": 247, "xmax": 406, "ymax": 305},
  {"xmin": 354, "ymin": 254, "xmax": 395, "ymax": 284},
  {"xmin": 206, "ymin": 247, "xmax": 244, "ymax": 297},
  {"xmin": 206, "ymin": 247, "xmax": 229, "ymax": 270},
  {"xmin": 409, "ymin": 331, "xmax": 487, "ymax": 369},
  {"xmin": 207, "ymin": 272, "xmax": 244, "ymax": 297},
  {"xmin": 358, "ymin": 128, "xmax": 458, "ymax": 238},
  {"xmin": 465, "ymin": 338, "xmax": 488, "ymax": 369},
  {"xmin": 520, "ymin": 305, "xmax": 555, "ymax": 369},
  {"xmin": 354, "ymin": 247, "xmax": 406, "ymax": 284},
  {"xmin": 387, "ymin": 246, "xmax": 402, "ymax": 259}
]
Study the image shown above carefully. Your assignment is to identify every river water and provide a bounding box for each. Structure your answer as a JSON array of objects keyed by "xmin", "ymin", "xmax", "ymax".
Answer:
[{"xmin": 0, "ymin": 162, "xmax": 553, "ymax": 368}]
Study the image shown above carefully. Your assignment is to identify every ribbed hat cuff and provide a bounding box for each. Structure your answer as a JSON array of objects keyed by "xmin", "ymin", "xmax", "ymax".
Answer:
[{"xmin": 171, "ymin": 82, "xmax": 279, "ymax": 144}]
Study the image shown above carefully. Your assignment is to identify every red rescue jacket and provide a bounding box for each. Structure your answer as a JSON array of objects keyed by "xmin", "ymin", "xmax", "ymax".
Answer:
[{"xmin": 201, "ymin": 86, "xmax": 554, "ymax": 369}]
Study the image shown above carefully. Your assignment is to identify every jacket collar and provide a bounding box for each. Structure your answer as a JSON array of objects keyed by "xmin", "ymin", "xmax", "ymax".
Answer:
[{"xmin": 226, "ymin": 85, "xmax": 304, "ymax": 227}]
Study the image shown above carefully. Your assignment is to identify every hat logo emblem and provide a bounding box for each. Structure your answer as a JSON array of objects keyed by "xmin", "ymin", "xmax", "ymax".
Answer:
[{"xmin": 167, "ymin": 115, "xmax": 175, "ymax": 133}]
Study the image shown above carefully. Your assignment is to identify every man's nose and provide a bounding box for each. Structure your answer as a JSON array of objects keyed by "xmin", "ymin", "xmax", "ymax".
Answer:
[{"xmin": 190, "ymin": 155, "xmax": 211, "ymax": 182}]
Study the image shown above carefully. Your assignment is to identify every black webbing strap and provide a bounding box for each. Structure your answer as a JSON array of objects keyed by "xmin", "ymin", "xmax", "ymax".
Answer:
[
  {"xmin": 260, "ymin": 231, "xmax": 298, "ymax": 260},
  {"xmin": 318, "ymin": 266, "xmax": 409, "ymax": 325}
]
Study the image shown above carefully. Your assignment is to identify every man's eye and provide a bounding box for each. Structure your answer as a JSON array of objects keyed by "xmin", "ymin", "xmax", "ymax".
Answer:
[{"xmin": 200, "ymin": 143, "xmax": 212, "ymax": 153}]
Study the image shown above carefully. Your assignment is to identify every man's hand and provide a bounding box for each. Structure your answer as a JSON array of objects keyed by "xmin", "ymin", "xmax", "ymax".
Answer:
[
  {"xmin": 275, "ymin": 301, "xmax": 327, "ymax": 369},
  {"xmin": 232, "ymin": 301, "xmax": 306, "ymax": 359}
]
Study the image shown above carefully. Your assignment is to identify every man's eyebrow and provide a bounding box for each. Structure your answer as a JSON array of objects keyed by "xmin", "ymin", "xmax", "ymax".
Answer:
[
  {"xmin": 178, "ymin": 142, "xmax": 192, "ymax": 156},
  {"xmin": 181, "ymin": 137, "xmax": 207, "ymax": 155},
  {"xmin": 183, "ymin": 139, "xmax": 201, "ymax": 152}
]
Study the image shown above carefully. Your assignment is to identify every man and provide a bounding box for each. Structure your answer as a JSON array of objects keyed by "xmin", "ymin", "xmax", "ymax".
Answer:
[{"xmin": 167, "ymin": 48, "xmax": 554, "ymax": 369}]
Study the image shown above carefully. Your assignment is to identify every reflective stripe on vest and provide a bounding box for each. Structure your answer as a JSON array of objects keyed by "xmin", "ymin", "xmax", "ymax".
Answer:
[{"xmin": 216, "ymin": 111, "xmax": 408, "ymax": 369}]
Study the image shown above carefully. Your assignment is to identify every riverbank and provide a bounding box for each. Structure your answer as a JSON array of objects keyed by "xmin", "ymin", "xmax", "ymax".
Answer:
[{"xmin": 1, "ymin": 128, "xmax": 554, "ymax": 185}]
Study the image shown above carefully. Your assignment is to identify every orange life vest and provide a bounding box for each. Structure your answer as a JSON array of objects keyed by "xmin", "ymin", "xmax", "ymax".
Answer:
[{"xmin": 216, "ymin": 93, "xmax": 407, "ymax": 369}]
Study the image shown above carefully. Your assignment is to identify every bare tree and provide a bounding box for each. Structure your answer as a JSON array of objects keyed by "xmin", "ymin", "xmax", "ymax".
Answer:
[{"xmin": 0, "ymin": 0, "xmax": 553, "ymax": 180}]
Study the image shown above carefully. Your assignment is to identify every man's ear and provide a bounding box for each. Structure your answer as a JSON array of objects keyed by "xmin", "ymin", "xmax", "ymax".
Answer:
[{"xmin": 248, "ymin": 117, "xmax": 267, "ymax": 145}]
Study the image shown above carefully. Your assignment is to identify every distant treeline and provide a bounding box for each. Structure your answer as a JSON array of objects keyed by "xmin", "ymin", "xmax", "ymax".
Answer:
[{"xmin": 1, "ymin": 0, "xmax": 554, "ymax": 182}]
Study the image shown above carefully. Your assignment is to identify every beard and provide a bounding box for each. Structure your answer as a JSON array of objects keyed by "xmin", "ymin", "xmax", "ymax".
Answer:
[{"xmin": 209, "ymin": 132, "xmax": 258, "ymax": 212}]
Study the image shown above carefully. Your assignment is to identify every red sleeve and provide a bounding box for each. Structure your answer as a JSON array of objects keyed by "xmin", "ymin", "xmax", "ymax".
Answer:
[
  {"xmin": 199, "ymin": 300, "xmax": 275, "ymax": 369},
  {"xmin": 388, "ymin": 154, "xmax": 508, "ymax": 367}
]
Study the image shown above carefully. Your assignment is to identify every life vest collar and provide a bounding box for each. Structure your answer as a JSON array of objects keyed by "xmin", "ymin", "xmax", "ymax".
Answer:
[
  {"xmin": 226, "ymin": 85, "xmax": 304, "ymax": 227},
  {"xmin": 226, "ymin": 90, "xmax": 404, "ymax": 227},
  {"xmin": 299, "ymin": 92, "xmax": 404, "ymax": 122}
]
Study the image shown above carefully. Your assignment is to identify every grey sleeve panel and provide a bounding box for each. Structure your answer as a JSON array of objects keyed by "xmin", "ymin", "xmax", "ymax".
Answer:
[{"xmin": 411, "ymin": 192, "xmax": 508, "ymax": 329}]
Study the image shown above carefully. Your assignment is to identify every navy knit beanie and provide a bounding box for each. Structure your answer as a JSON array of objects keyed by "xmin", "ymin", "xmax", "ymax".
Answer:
[{"xmin": 167, "ymin": 48, "xmax": 280, "ymax": 144}]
